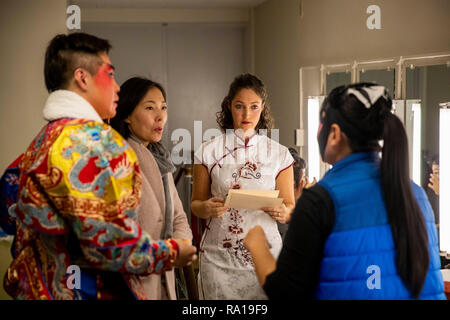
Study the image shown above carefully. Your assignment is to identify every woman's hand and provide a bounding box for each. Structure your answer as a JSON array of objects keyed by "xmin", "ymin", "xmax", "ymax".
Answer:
[
  {"xmin": 243, "ymin": 225, "xmax": 268, "ymax": 252},
  {"xmin": 244, "ymin": 226, "xmax": 276, "ymax": 286},
  {"xmin": 172, "ymin": 239, "xmax": 197, "ymax": 268},
  {"xmin": 203, "ymin": 197, "xmax": 229, "ymax": 218},
  {"xmin": 261, "ymin": 203, "xmax": 293, "ymax": 224},
  {"xmin": 191, "ymin": 164, "xmax": 228, "ymax": 219},
  {"xmin": 304, "ymin": 176, "xmax": 317, "ymax": 189}
]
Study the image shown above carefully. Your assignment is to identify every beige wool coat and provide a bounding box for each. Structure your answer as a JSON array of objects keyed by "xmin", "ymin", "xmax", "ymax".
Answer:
[{"xmin": 128, "ymin": 138, "xmax": 193, "ymax": 300}]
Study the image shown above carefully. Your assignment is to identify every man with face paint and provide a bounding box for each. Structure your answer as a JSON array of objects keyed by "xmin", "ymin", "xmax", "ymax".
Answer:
[
  {"xmin": 3, "ymin": 33, "xmax": 197, "ymax": 300},
  {"xmin": 244, "ymin": 83, "xmax": 444, "ymax": 300}
]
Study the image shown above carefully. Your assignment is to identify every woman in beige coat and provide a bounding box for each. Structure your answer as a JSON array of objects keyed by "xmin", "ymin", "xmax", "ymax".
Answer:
[{"xmin": 110, "ymin": 77, "xmax": 193, "ymax": 299}]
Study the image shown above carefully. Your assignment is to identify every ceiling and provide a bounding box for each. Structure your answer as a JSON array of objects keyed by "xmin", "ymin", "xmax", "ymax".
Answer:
[{"xmin": 73, "ymin": 0, "xmax": 268, "ymax": 9}]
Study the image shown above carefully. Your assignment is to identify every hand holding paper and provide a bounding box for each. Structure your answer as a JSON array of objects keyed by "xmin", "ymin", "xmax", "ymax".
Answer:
[
  {"xmin": 261, "ymin": 203, "xmax": 292, "ymax": 224},
  {"xmin": 224, "ymin": 189, "xmax": 283, "ymax": 210},
  {"xmin": 204, "ymin": 197, "xmax": 228, "ymax": 218}
]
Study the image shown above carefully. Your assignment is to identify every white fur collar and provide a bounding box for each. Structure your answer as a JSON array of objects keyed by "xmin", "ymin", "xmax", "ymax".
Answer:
[{"xmin": 43, "ymin": 90, "xmax": 103, "ymax": 122}]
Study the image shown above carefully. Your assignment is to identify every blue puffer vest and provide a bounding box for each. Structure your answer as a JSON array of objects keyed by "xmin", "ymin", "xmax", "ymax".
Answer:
[{"xmin": 315, "ymin": 152, "xmax": 445, "ymax": 300}]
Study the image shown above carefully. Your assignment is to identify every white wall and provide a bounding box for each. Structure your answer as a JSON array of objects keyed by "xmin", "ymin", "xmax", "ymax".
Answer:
[
  {"xmin": 253, "ymin": 0, "xmax": 450, "ymax": 150},
  {"xmin": 165, "ymin": 23, "xmax": 246, "ymax": 145},
  {"xmin": 0, "ymin": 0, "xmax": 67, "ymax": 172},
  {"xmin": 83, "ymin": 19, "xmax": 247, "ymax": 210},
  {"xmin": 253, "ymin": 0, "xmax": 301, "ymax": 150},
  {"xmin": 83, "ymin": 22, "xmax": 166, "ymax": 86},
  {"xmin": 296, "ymin": 0, "xmax": 450, "ymax": 66},
  {"xmin": 0, "ymin": 0, "xmax": 67, "ymax": 299},
  {"xmin": 83, "ymin": 21, "xmax": 247, "ymax": 153},
  {"xmin": 82, "ymin": 7, "xmax": 249, "ymax": 24}
]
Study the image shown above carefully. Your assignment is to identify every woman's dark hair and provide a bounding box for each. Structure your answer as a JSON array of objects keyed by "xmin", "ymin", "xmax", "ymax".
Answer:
[
  {"xmin": 288, "ymin": 147, "xmax": 306, "ymax": 188},
  {"xmin": 44, "ymin": 32, "xmax": 112, "ymax": 93},
  {"xmin": 110, "ymin": 77, "xmax": 166, "ymax": 139},
  {"xmin": 216, "ymin": 73, "xmax": 274, "ymax": 132},
  {"xmin": 321, "ymin": 83, "xmax": 430, "ymax": 298}
]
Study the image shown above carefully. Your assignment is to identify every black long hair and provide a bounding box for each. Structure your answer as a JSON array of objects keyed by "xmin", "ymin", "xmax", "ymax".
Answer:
[
  {"xmin": 319, "ymin": 83, "xmax": 430, "ymax": 298},
  {"xmin": 110, "ymin": 77, "xmax": 166, "ymax": 139}
]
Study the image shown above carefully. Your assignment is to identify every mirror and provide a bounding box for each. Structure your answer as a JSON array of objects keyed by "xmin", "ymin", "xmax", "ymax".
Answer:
[
  {"xmin": 406, "ymin": 64, "xmax": 450, "ymax": 165},
  {"xmin": 359, "ymin": 68, "xmax": 395, "ymax": 97},
  {"xmin": 326, "ymin": 71, "xmax": 351, "ymax": 95},
  {"xmin": 405, "ymin": 100, "xmax": 422, "ymax": 185},
  {"xmin": 405, "ymin": 63, "xmax": 450, "ymax": 253},
  {"xmin": 392, "ymin": 100, "xmax": 405, "ymax": 123},
  {"xmin": 440, "ymin": 105, "xmax": 450, "ymax": 254},
  {"xmin": 307, "ymin": 96, "xmax": 325, "ymax": 181}
]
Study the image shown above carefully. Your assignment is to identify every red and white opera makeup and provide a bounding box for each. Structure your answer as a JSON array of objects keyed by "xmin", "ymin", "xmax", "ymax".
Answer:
[{"xmin": 89, "ymin": 53, "xmax": 120, "ymax": 119}]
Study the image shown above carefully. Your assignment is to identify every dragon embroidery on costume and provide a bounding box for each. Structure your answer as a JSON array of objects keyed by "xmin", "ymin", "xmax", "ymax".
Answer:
[{"xmin": 62, "ymin": 124, "xmax": 132, "ymax": 197}]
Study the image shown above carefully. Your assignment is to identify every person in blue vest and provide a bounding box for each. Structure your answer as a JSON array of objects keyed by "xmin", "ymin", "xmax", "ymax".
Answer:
[{"xmin": 244, "ymin": 82, "xmax": 445, "ymax": 299}]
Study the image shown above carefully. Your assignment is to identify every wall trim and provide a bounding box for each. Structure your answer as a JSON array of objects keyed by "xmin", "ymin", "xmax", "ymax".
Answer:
[{"xmin": 83, "ymin": 8, "xmax": 250, "ymax": 23}]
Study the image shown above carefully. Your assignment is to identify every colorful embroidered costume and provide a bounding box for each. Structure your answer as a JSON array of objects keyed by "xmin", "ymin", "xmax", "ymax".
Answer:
[
  {"xmin": 0, "ymin": 155, "xmax": 22, "ymax": 242},
  {"xmin": 4, "ymin": 114, "xmax": 178, "ymax": 300},
  {"xmin": 194, "ymin": 132, "xmax": 293, "ymax": 299}
]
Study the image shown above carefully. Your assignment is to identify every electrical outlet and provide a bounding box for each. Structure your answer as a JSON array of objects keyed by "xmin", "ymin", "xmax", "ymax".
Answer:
[{"xmin": 295, "ymin": 129, "xmax": 304, "ymax": 147}]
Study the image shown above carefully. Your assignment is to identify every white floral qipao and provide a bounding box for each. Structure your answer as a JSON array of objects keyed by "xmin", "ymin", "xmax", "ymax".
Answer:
[{"xmin": 194, "ymin": 132, "xmax": 294, "ymax": 299}]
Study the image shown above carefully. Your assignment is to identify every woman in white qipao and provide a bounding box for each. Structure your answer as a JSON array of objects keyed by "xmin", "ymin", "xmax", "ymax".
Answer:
[{"xmin": 191, "ymin": 74, "xmax": 295, "ymax": 299}]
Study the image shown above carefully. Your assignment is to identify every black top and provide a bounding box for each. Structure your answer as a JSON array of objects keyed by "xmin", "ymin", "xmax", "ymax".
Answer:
[{"xmin": 263, "ymin": 184, "xmax": 335, "ymax": 299}]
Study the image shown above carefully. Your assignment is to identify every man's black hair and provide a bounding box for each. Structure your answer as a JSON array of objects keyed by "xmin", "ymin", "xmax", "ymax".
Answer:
[{"xmin": 44, "ymin": 32, "xmax": 112, "ymax": 93}]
